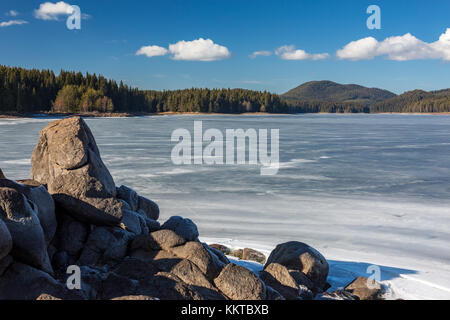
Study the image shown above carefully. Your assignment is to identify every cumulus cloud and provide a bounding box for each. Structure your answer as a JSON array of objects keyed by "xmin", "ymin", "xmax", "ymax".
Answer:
[
  {"xmin": 138, "ymin": 38, "xmax": 231, "ymax": 62},
  {"xmin": 34, "ymin": 1, "xmax": 75, "ymax": 20},
  {"xmin": 168, "ymin": 38, "xmax": 231, "ymax": 61},
  {"xmin": 0, "ymin": 20, "xmax": 28, "ymax": 28},
  {"xmin": 337, "ymin": 28, "xmax": 450, "ymax": 61},
  {"xmin": 136, "ymin": 45, "xmax": 169, "ymax": 58},
  {"xmin": 275, "ymin": 45, "xmax": 329, "ymax": 60},
  {"xmin": 250, "ymin": 51, "xmax": 272, "ymax": 59}
]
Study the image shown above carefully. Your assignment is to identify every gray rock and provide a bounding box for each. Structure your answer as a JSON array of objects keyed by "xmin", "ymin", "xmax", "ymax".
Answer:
[
  {"xmin": 170, "ymin": 241, "xmax": 224, "ymax": 280},
  {"xmin": 214, "ymin": 263, "xmax": 266, "ymax": 300},
  {"xmin": 137, "ymin": 196, "xmax": 160, "ymax": 221},
  {"xmin": 162, "ymin": 216, "xmax": 199, "ymax": 241},
  {"xmin": 78, "ymin": 226, "xmax": 133, "ymax": 266},
  {"xmin": 265, "ymin": 285, "xmax": 285, "ymax": 300},
  {"xmin": 0, "ymin": 261, "xmax": 82, "ymax": 300},
  {"xmin": 0, "ymin": 169, "xmax": 5, "ymax": 179},
  {"xmin": 31, "ymin": 117, "xmax": 123, "ymax": 226},
  {"xmin": 131, "ymin": 229, "xmax": 186, "ymax": 252},
  {"xmin": 116, "ymin": 185, "xmax": 139, "ymax": 211},
  {"xmin": 0, "ymin": 219, "xmax": 12, "ymax": 260},
  {"xmin": 344, "ymin": 276, "xmax": 383, "ymax": 300},
  {"xmin": 265, "ymin": 241, "xmax": 329, "ymax": 291},
  {"xmin": 260, "ymin": 263, "xmax": 310, "ymax": 300},
  {"xmin": 204, "ymin": 243, "xmax": 230, "ymax": 265},
  {"xmin": 242, "ymin": 248, "xmax": 266, "ymax": 264},
  {"xmin": 0, "ymin": 179, "xmax": 56, "ymax": 244},
  {"xmin": 55, "ymin": 213, "xmax": 89, "ymax": 257},
  {"xmin": 0, "ymin": 187, "xmax": 53, "ymax": 273}
]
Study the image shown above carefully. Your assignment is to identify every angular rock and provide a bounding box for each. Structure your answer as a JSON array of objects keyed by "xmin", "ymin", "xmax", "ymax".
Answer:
[
  {"xmin": 0, "ymin": 262, "xmax": 81, "ymax": 300},
  {"xmin": 55, "ymin": 213, "xmax": 89, "ymax": 257},
  {"xmin": 99, "ymin": 272, "xmax": 139, "ymax": 300},
  {"xmin": 31, "ymin": 117, "xmax": 122, "ymax": 226},
  {"xmin": 209, "ymin": 244, "xmax": 231, "ymax": 255},
  {"xmin": 204, "ymin": 244, "xmax": 230, "ymax": 265},
  {"xmin": 116, "ymin": 185, "xmax": 139, "ymax": 211},
  {"xmin": 260, "ymin": 263, "xmax": 313, "ymax": 300},
  {"xmin": 344, "ymin": 276, "xmax": 383, "ymax": 300},
  {"xmin": 243, "ymin": 248, "xmax": 266, "ymax": 264},
  {"xmin": 214, "ymin": 264, "xmax": 266, "ymax": 300},
  {"xmin": 265, "ymin": 241, "xmax": 329, "ymax": 291},
  {"xmin": 152, "ymin": 257, "xmax": 225, "ymax": 300},
  {"xmin": 265, "ymin": 285, "xmax": 285, "ymax": 300},
  {"xmin": 162, "ymin": 216, "xmax": 199, "ymax": 241},
  {"xmin": 78, "ymin": 226, "xmax": 133, "ymax": 266},
  {"xmin": 0, "ymin": 169, "xmax": 5, "ymax": 179},
  {"xmin": 142, "ymin": 272, "xmax": 203, "ymax": 300},
  {"xmin": 0, "ymin": 219, "xmax": 12, "ymax": 260},
  {"xmin": 131, "ymin": 229, "xmax": 186, "ymax": 252},
  {"xmin": 170, "ymin": 241, "xmax": 224, "ymax": 280},
  {"xmin": 137, "ymin": 196, "xmax": 159, "ymax": 221},
  {"xmin": 230, "ymin": 249, "xmax": 243, "ymax": 259},
  {"xmin": 120, "ymin": 209, "xmax": 155, "ymax": 235},
  {"xmin": 0, "ymin": 187, "xmax": 52, "ymax": 273},
  {"xmin": 0, "ymin": 179, "xmax": 57, "ymax": 244}
]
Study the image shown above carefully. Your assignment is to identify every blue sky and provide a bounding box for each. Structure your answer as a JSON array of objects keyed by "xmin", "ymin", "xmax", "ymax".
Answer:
[{"xmin": 0, "ymin": 0, "xmax": 449, "ymax": 94}]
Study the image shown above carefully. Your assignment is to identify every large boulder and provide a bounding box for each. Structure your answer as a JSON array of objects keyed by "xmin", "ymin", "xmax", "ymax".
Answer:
[
  {"xmin": 260, "ymin": 263, "xmax": 313, "ymax": 300},
  {"xmin": 0, "ymin": 179, "xmax": 56, "ymax": 244},
  {"xmin": 131, "ymin": 229, "xmax": 186, "ymax": 252},
  {"xmin": 0, "ymin": 187, "xmax": 53, "ymax": 273},
  {"xmin": 31, "ymin": 117, "xmax": 123, "ymax": 226},
  {"xmin": 170, "ymin": 241, "xmax": 224, "ymax": 280},
  {"xmin": 214, "ymin": 264, "xmax": 266, "ymax": 300},
  {"xmin": 162, "ymin": 216, "xmax": 199, "ymax": 241},
  {"xmin": 0, "ymin": 219, "xmax": 12, "ymax": 260},
  {"xmin": 344, "ymin": 276, "xmax": 383, "ymax": 300},
  {"xmin": 265, "ymin": 241, "xmax": 329, "ymax": 291}
]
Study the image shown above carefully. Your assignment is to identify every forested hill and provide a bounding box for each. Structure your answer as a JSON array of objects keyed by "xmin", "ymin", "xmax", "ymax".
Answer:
[
  {"xmin": 0, "ymin": 65, "xmax": 288, "ymax": 114},
  {"xmin": 1, "ymin": 65, "xmax": 449, "ymax": 114},
  {"xmin": 282, "ymin": 81, "xmax": 396, "ymax": 105},
  {"xmin": 370, "ymin": 89, "xmax": 450, "ymax": 113}
]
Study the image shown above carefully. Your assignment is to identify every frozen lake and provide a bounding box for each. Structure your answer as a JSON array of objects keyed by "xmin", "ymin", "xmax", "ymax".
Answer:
[{"xmin": 1, "ymin": 114, "xmax": 450, "ymax": 299}]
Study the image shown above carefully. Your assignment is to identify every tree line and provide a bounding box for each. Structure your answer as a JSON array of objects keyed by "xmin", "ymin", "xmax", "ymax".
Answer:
[
  {"xmin": 0, "ymin": 66, "xmax": 288, "ymax": 114},
  {"xmin": 1, "ymin": 65, "xmax": 449, "ymax": 114}
]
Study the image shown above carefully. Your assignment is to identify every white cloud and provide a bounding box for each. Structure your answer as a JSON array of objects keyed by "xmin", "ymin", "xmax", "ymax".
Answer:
[
  {"xmin": 168, "ymin": 38, "xmax": 231, "ymax": 61},
  {"xmin": 250, "ymin": 51, "xmax": 272, "ymax": 59},
  {"xmin": 34, "ymin": 1, "xmax": 74, "ymax": 20},
  {"xmin": 136, "ymin": 45, "xmax": 169, "ymax": 58},
  {"xmin": 7, "ymin": 10, "xmax": 19, "ymax": 17},
  {"xmin": 275, "ymin": 45, "xmax": 329, "ymax": 60},
  {"xmin": 0, "ymin": 20, "xmax": 28, "ymax": 28},
  {"xmin": 337, "ymin": 28, "xmax": 450, "ymax": 61}
]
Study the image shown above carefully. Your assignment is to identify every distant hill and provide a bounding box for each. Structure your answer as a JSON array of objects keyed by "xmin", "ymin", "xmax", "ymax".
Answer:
[
  {"xmin": 282, "ymin": 80, "xmax": 397, "ymax": 106},
  {"xmin": 370, "ymin": 89, "xmax": 450, "ymax": 113}
]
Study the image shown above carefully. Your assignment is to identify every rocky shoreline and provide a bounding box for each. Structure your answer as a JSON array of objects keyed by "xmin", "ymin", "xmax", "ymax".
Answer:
[{"xmin": 0, "ymin": 117, "xmax": 384, "ymax": 300}]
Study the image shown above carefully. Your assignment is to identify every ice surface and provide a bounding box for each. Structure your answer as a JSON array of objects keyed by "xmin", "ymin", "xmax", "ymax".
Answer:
[{"xmin": 1, "ymin": 114, "xmax": 449, "ymax": 299}]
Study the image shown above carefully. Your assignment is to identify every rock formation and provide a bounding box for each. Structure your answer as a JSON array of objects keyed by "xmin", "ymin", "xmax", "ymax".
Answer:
[{"xmin": 0, "ymin": 117, "xmax": 384, "ymax": 300}]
